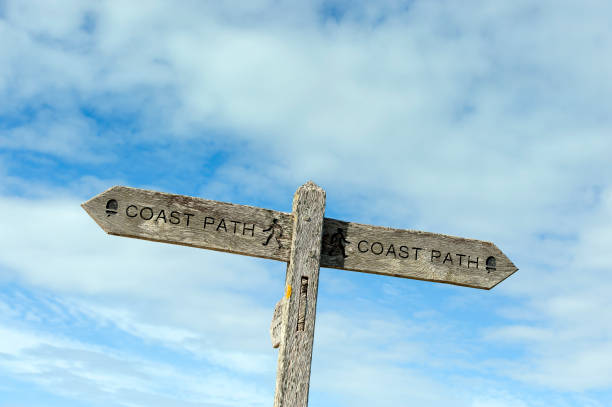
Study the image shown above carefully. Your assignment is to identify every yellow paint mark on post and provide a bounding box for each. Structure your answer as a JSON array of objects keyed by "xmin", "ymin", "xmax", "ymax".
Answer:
[{"xmin": 285, "ymin": 285, "xmax": 292, "ymax": 299}]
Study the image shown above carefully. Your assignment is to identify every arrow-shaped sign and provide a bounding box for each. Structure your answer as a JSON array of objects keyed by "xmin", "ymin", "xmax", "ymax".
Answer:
[
  {"xmin": 83, "ymin": 183, "xmax": 518, "ymax": 407},
  {"xmin": 83, "ymin": 186, "xmax": 517, "ymax": 289},
  {"xmin": 82, "ymin": 185, "xmax": 293, "ymax": 261},
  {"xmin": 319, "ymin": 218, "xmax": 517, "ymax": 289}
]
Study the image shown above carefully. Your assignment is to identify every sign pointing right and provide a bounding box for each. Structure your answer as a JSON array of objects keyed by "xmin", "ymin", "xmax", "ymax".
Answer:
[
  {"xmin": 82, "ymin": 182, "xmax": 517, "ymax": 407},
  {"xmin": 320, "ymin": 218, "xmax": 517, "ymax": 290}
]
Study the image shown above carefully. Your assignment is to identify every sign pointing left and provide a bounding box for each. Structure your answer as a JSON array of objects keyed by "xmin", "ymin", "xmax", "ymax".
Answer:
[
  {"xmin": 83, "ymin": 183, "xmax": 518, "ymax": 407},
  {"xmin": 82, "ymin": 186, "xmax": 294, "ymax": 261}
]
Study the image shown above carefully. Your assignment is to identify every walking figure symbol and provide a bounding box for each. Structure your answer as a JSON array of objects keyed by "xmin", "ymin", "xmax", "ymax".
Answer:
[
  {"xmin": 325, "ymin": 228, "xmax": 350, "ymax": 258},
  {"xmin": 263, "ymin": 218, "xmax": 283, "ymax": 249}
]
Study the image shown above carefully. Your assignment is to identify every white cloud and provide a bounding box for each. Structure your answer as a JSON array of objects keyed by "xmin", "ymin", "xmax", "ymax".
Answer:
[
  {"xmin": 471, "ymin": 394, "xmax": 530, "ymax": 407},
  {"xmin": 2, "ymin": 178, "xmax": 610, "ymax": 401},
  {"xmin": 1, "ymin": 188, "xmax": 612, "ymax": 404},
  {"xmin": 1, "ymin": 0, "xmax": 612, "ymax": 405},
  {"xmin": 482, "ymin": 187, "xmax": 612, "ymax": 393},
  {"xmin": 0, "ymin": 323, "xmax": 269, "ymax": 407}
]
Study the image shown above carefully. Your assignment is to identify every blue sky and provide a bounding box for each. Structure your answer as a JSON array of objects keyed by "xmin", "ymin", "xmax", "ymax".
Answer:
[{"xmin": 1, "ymin": 1, "xmax": 612, "ymax": 406}]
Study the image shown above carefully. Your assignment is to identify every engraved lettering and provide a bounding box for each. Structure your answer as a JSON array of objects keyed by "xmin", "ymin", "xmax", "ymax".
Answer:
[
  {"xmin": 413, "ymin": 247, "xmax": 422, "ymax": 260},
  {"xmin": 431, "ymin": 250, "xmax": 441, "ymax": 262},
  {"xmin": 358, "ymin": 240, "xmax": 369, "ymax": 253},
  {"xmin": 297, "ymin": 276, "xmax": 308, "ymax": 332},
  {"xmin": 386, "ymin": 244, "xmax": 396, "ymax": 258},
  {"xmin": 156, "ymin": 209, "xmax": 167, "ymax": 223},
  {"xmin": 126, "ymin": 205, "xmax": 138, "ymax": 218},
  {"xmin": 204, "ymin": 216, "xmax": 215, "ymax": 229},
  {"xmin": 468, "ymin": 256, "xmax": 479, "ymax": 269},
  {"xmin": 230, "ymin": 220, "xmax": 241, "ymax": 233},
  {"xmin": 169, "ymin": 211, "xmax": 180, "ymax": 225},
  {"xmin": 140, "ymin": 207, "xmax": 153, "ymax": 220},
  {"xmin": 456, "ymin": 254, "xmax": 466, "ymax": 266},
  {"xmin": 399, "ymin": 245, "xmax": 410, "ymax": 259},
  {"xmin": 243, "ymin": 223, "xmax": 255, "ymax": 237},
  {"xmin": 443, "ymin": 252, "xmax": 453, "ymax": 265},
  {"xmin": 217, "ymin": 218, "xmax": 227, "ymax": 232},
  {"xmin": 184, "ymin": 213, "xmax": 194, "ymax": 226},
  {"xmin": 371, "ymin": 242, "xmax": 383, "ymax": 255}
]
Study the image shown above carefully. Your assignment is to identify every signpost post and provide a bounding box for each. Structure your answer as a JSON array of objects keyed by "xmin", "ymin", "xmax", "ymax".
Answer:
[{"xmin": 83, "ymin": 181, "xmax": 517, "ymax": 407}]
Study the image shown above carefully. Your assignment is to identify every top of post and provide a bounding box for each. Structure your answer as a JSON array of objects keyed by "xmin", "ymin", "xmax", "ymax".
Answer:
[
  {"xmin": 293, "ymin": 181, "xmax": 326, "ymax": 205},
  {"xmin": 299, "ymin": 180, "xmax": 323, "ymax": 191}
]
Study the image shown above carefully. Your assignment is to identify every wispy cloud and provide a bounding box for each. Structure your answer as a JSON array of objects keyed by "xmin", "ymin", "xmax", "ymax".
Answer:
[{"xmin": 1, "ymin": 1, "xmax": 612, "ymax": 406}]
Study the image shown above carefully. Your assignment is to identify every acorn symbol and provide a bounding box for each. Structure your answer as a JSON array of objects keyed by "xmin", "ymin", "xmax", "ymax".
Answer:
[
  {"xmin": 106, "ymin": 199, "xmax": 118, "ymax": 216},
  {"xmin": 486, "ymin": 256, "xmax": 496, "ymax": 273}
]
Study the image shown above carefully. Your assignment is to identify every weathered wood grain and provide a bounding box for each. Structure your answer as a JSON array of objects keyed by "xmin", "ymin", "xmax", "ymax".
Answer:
[
  {"xmin": 320, "ymin": 218, "xmax": 518, "ymax": 290},
  {"xmin": 82, "ymin": 186, "xmax": 292, "ymax": 262},
  {"xmin": 273, "ymin": 181, "xmax": 326, "ymax": 407},
  {"xmin": 83, "ymin": 186, "xmax": 517, "ymax": 290},
  {"xmin": 270, "ymin": 297, "xmax": 284, "ymax": 349},
  {"xmin": 83, "ymin": 183, "xmax": 519, "ymax": 407}
]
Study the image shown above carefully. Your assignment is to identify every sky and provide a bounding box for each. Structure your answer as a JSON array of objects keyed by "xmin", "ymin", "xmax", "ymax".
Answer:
[{"xmin": 0, "ymin": 0, "xmax": 611, "ymax": 406}]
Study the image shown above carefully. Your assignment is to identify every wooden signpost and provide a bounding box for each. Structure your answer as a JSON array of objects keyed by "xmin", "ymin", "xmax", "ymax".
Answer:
[{"xmin": 83, "ymin": 182, "xmax": 517, "ymax": 407}]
